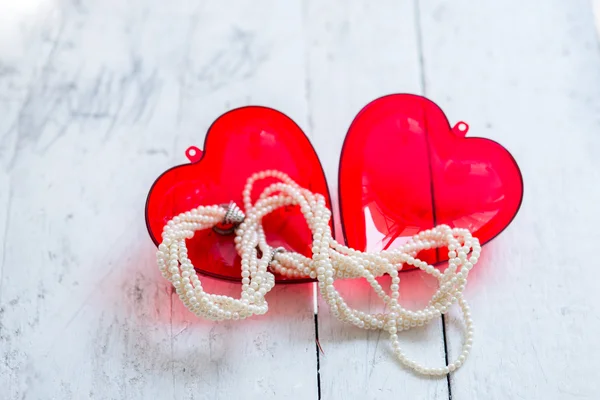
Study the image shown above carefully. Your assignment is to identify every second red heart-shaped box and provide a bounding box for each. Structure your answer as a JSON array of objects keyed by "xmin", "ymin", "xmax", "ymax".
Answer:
[
  {"xmin": 339, "ymin": 94, "xmax": 523, "ymax": 264},
  {"xmin": 146, "ymin": 94, "xmax": 523, "ymax": 282}
]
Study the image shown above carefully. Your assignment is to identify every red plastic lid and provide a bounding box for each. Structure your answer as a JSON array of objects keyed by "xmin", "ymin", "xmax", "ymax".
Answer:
[
  {"xmin": 338, "ymin": 94, "xmax": 523, "ymax": 266},
  {"xmin": 145, "ymin": 107, "xmax": 332, "ymax": 283}
]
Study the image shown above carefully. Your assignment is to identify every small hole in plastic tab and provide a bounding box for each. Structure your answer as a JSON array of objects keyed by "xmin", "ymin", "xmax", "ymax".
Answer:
[
  {"xmin": 185, "ymin": 146, "xmax": 202, "ymax": 163},
  {"xmin": 453, "ymin": 121, "xmax": 469, "ymax": 137}
]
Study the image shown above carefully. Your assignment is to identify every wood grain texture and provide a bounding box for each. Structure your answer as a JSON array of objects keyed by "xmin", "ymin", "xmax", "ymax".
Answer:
[
  {"xmin": 0, "ymin": 1, "xmax": 318, "ymax": 399},
  {"xmin": 2, "ymin": 0, "xmax": 600, "ymax": 399},
  {"xmin": 419, "ymin": 1, "xmax": 600, "ymax": 398},
  {"xmin": 303, "ymin": 1, "xmax": 449, "ymax": 399}
]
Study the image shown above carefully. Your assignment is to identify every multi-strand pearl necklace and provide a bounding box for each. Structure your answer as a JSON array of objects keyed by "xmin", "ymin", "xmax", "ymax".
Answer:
[{"xmin": 156, "ymin": 170, "xmax": 481, "ymax": 376}]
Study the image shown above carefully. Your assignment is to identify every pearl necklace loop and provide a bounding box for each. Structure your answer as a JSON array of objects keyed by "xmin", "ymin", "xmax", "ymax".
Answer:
[{"xmin": 156, "ymin": 170, "xmax": 481, "ymax": 376}]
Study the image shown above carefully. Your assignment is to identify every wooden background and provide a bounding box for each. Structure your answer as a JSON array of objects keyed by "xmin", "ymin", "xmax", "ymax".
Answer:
[{"xmin": 1, "ymin": 0, "xmax": 599, "ymax": 398}]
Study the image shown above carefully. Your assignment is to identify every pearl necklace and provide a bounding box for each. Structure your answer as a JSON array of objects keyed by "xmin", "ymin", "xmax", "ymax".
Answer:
[{"xmin": 156, "ymin": 170, "xmax": 480, "ymax": 376}]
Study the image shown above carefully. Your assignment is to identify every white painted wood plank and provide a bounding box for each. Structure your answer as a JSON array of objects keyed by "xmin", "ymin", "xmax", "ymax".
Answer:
[
  {"xmin": 166, "ymin": 2, "xmax": 320, "ymax": 398},
  {"xmin": 419, "ymin": 1, "xmax": 600, "ymax": 398},
  {"xmin": 304, "ymin": 1, "xmax": 449, "ymax": 398},
  {"xmin": 0, "ymin": 1, "xmax": 317, "ymax": 399},
  {"xmin": 0, "ymin": 170, "xmax": 8, "ymax": 300}
]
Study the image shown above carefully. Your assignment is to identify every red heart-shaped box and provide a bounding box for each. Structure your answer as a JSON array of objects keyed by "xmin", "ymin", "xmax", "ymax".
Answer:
[
  {"xmin": 145, "ymin": 107, "xmax": 332, "ymax": 283},
  {"xmin": 146, "ymin": 95, "xmax": 523, "ymax": 281},
  {"xmin": 339, "ymin": 94, "xmax": 523, "ymax": 265}
]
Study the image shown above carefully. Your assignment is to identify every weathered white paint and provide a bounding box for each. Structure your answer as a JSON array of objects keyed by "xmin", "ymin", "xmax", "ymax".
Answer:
[
  {"xmin": 420, "ymin": 1, "xmax": 600, "ymax": 398},
  {"xmin": 1, "ymin": 0, "xmax": 600, "ymax": 399},
  {"xmin": 0, "ymin": 1, "xmax": 317, "ymax": 399},
  {"xmin": 303, "ymin": 1, "xmax": 449, "ymax": 399}
]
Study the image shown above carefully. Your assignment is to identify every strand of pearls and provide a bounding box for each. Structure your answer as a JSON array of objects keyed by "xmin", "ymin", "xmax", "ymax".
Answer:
[{"xmin": 156, "ymin": 170, "xmax": 481, "ymax": 376}]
